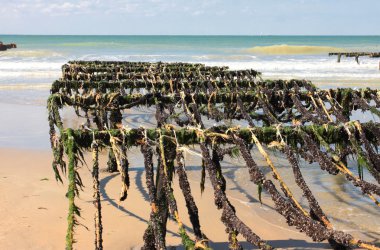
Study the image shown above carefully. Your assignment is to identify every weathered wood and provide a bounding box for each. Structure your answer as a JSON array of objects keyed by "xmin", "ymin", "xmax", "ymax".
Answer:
[
  {"xmin": 0, "ymin": 42, "xmax": 17, "ymax": 51},
  {"xmin": 329, "ymin": 52, "xmax": 380, "ymax": 58},
  {"xmin": 48, "ymin": 61, "xmax": 380, "ymax": 250},
  {"xmin": 329, "ymin": 52, "xmax": 380, "ymax": 68}
]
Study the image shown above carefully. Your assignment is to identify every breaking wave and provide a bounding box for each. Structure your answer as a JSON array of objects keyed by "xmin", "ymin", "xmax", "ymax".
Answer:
[
  {"xmin": 60, "ymin": 42, "xmax": 127, "ymax": 47},
  {"xmin": 0, "ymin": 83, "xmax": 51, "ymax": 90},
  {"xmin": 246, "ymin": 44, "xmax": 346, "ymax": 55},
  {"xmin": 0, "ymin": 50, "xmax": 64, "ymax": 58}
]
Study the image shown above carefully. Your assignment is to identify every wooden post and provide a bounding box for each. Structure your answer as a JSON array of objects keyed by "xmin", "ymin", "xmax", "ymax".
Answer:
[
  {"xmin": 107, "ymin": 109, "xmax": 123, "ymax": 172},
  {"xmin": 355, "ymin": 55, "xmax": 360, "ymax": 65}
]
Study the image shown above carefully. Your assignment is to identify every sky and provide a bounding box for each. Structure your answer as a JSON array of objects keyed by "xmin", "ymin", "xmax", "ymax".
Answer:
[{"xmin": 0, "ymin": 0, "xmax": 379, "ymax": 35}]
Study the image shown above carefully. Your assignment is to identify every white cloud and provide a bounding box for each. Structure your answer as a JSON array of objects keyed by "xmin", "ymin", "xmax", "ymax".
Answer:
[
  {"xmin": 1, "ymin": 0, "xmax": 98, "ymax": 16},
  {"xmin": 192, "ymin": 10, "xmax": 204, "ymax": 16},
  {"xmin": 0, "ymin": 0, "xmax": 225, "ymax": 17},
  {"xmin": 2, "ymin": 0, "xmax": 378, "ymax": 35}
]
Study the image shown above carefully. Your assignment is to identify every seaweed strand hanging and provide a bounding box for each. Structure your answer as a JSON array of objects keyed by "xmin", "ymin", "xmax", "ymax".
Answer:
[{"xmin": 47, "ymin": 60, "xmax": 380, "ymax": 250}]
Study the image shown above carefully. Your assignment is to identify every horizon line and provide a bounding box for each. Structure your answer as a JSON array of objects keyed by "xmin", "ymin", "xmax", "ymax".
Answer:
[{"xmin": 1, "ymin": 34, "xmax": 380, "ymax": 36}]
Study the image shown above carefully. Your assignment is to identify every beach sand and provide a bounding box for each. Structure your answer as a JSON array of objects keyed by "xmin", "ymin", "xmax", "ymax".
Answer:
[{"xmin": 0, "ymin": 147, "xmax": 333, "ymax": 250}]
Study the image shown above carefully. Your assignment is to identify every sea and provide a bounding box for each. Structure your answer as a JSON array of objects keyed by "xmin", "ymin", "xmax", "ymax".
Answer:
[
  {"xmin": 0, "ymin": 35, "xmax": 379, "ymax": 240},
  {"xmin": 1, "ymin": 35, "xmax": 380, "ymax": 105}
]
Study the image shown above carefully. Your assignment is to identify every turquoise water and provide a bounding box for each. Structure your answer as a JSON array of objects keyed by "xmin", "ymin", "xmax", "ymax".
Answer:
[
  {"xmin": 3, "ymin": 35, "xmax": 380, "ymax": 52},
  {"xmin": 0, "ymin": 35, "xmax": 380, "ymax": 104}
]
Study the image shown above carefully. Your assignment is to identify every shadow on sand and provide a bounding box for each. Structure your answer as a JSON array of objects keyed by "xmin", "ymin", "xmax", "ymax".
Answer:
[{"xmin": 99, "ymin": 166, "xmax": 379, "ymax": 249}]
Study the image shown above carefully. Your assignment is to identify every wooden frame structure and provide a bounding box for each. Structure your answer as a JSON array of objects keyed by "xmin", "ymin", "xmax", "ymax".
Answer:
[{"xmin": 48, "ymin": 61, "xmax": 380, "ymax": 250}]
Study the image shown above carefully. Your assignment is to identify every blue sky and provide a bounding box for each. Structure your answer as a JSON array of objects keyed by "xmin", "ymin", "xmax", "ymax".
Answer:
[{"xmin": 1, "ymin": 0, "xmax": 379, "ymax": 35}]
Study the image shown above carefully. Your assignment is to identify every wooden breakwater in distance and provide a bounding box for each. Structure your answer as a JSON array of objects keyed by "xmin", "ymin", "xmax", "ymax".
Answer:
[
  {"xmin": 0, "ymin": 42, "xmax": 17, "ymax": 51},
  {"xmin": 329, "ymin": 52, "xmax": 380, "ymax": 68}
]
